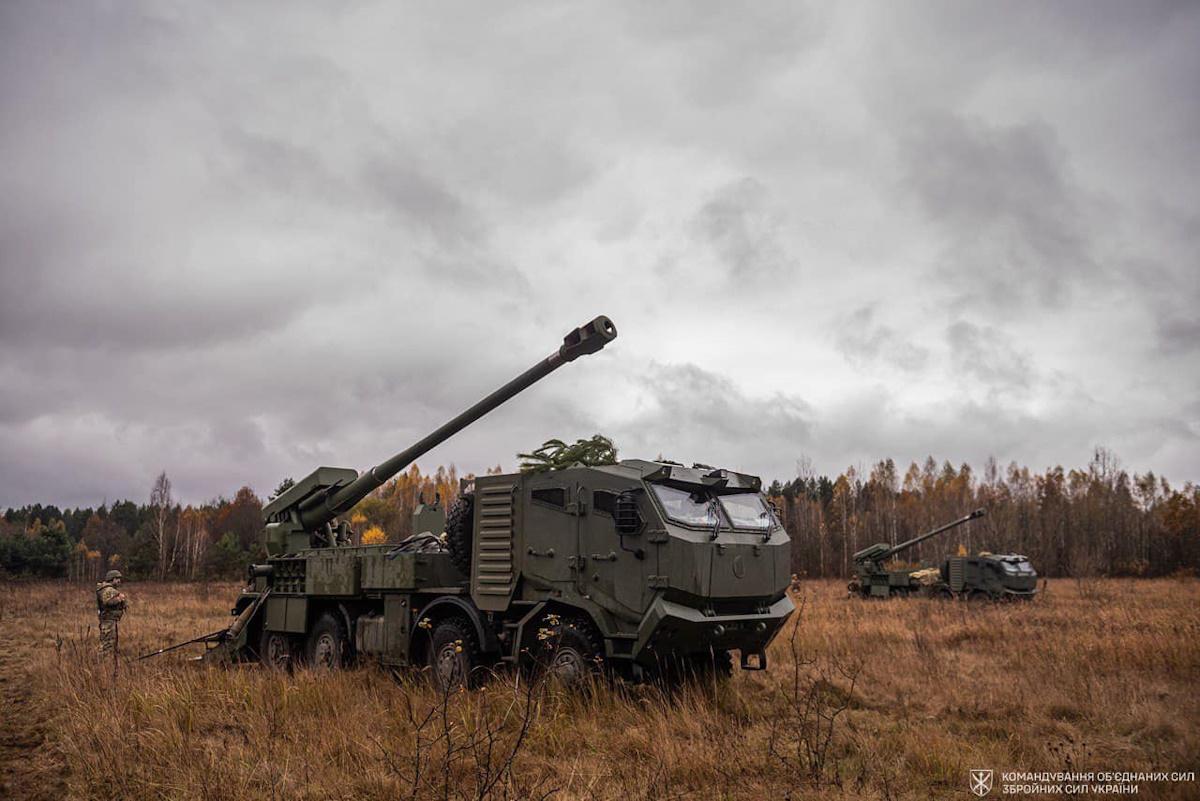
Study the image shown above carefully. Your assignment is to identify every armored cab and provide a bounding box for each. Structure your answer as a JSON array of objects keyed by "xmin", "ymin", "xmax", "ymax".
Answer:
[
  {"xmin": 450, "ymin": 460, "xmax": 793, "ymax": 674},
  {"xmin": 203, "ymin": 315, "xmax": 793, "ymax": 686},
  {"xmin": 940, "ymin": 553, "xmax": 1038, "ymax": 599}
]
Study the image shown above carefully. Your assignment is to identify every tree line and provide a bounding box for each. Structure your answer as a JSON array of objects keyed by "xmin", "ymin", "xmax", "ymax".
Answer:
[
  {"xmin": 0, "ymin": 464, "xmax": 482, "ymax": 581},
  {"xmin": 769, "ymin": 448, "xmax": 1198, "ymax": 579},
  {"xmin": 1, "ymin": 448, "xmax": 1196, "ymax": 581}
]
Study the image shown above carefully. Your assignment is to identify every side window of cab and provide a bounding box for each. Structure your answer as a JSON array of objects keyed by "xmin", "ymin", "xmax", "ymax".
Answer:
[
  {"xmin": 531, "ymin": 486, "xmax": 567, "ymax": 510},
  {"xmin": 592, "ymin": 490, "xmax": 618, "ymax": 517}
]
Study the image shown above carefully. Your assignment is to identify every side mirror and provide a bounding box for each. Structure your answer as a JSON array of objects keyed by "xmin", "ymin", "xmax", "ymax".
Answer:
[{"xmin": 615, "ymin": 491, "xmax": 643, "ymax": 535}]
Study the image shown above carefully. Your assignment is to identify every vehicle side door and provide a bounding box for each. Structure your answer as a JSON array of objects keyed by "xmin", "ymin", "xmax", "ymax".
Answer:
[{"xmin": 519, "ymin": 479, "xmax": 576, "ymax": 593}]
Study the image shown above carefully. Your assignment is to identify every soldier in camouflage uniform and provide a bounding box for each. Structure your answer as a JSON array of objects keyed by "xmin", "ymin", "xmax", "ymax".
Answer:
[{"xmin": 96, "ymin": 569, "xmax": 127, "ymax": 655}]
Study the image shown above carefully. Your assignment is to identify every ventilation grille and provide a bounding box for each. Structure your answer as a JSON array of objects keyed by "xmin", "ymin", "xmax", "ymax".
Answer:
[
  {"xmin": 473, "ymin": 482, "xmax": 515, "ymax": 610},
  {"xmin": 949, "ymin": 559, "xmax": 964, "ymax": 589}
]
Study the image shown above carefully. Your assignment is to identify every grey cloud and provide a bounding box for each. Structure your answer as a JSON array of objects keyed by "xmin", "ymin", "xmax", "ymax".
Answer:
[
  {"xmin": 835, "ymin": 306, "xmax": 929, "ymax": 372},
  {"xmin": 612, "ymin": 362, "xmax": 812, "ymax": 475},
  {"xmin": 946, "ymin": 321, "xmax": 1034, "ymax": 391},
  {"xmin": 0, "ymin": 269, "xmax": 312, "ymax": 352},
  {"xmin": 624, "ymin": 2, "xmax": 829, "ymax": 106},
  {"xmin": 690, "ymin": 178, "xmax": 793, "ymax": 280},
  {"xmin": 811, "ymin": 387, "xmax": 1192, "ymax": 486},
  {"xmin": 902, "ymin": 114, "xmax": 1095, "ymax": 310},
  {"xmin": 1141, "ymin": 241, "xmax": 1200, "ymax": 356},
  {"xmin": 1156, "ymin": 316, "xmax": 1200, "ymax": 356},
  {"xmin": 1, "ymin": 2, "xmax": 1198, "ymax": 507},
  {"xmin": 208, "ymin": 418, "xmax": 267, "ymax": 463},
  {"xmin": 363, "ymin": 155, "xmax": 480, "ymax": 245}
]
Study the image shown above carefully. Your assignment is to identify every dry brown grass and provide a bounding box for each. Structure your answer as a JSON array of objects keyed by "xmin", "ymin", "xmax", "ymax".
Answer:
[{"xmin": 1, "ymin": 579, "xmax": 1197, "ymax": 800}]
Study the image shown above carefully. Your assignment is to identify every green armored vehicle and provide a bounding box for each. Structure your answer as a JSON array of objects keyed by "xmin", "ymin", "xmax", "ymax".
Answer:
[
  {"xmin": 205, "ymin": 316, "xmax": 794, "ymax": 687},
  {"xmin": 848, "ymin": 509, "xmax": 1037, "ymax": 600},
  {"xmin": 939, "ymin": 552, "xmax": 1038, "ymax": 600}
]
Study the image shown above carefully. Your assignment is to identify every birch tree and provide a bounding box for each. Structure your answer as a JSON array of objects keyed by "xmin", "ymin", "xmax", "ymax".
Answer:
[{"xmin": 150, "ymin": 471, "xmax": 173, "ymax": 579}]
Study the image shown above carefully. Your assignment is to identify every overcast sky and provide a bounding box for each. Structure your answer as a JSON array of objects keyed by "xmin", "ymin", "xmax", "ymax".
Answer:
[{"xmin": 2, "ymin": 2, "xmax": 1197, "ymax": 508}]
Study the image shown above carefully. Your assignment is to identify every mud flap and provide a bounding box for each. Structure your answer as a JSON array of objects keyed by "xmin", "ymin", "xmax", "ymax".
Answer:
[{"xmin": 740, "ymin": 649, "xmax": 768, "ymax": 671}]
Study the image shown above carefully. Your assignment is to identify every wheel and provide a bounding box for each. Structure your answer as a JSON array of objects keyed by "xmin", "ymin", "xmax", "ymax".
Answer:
[
  {"xmin": 967, "ymin": 589, "xmax": 991, "ymax": 603},
  {"xmin": 259, "ymin": 628, "xmax": 293, "ymax": 671},
  {"xmin": 542, "ymin": 617, "xmax": 604, "ymax": 688},
  {"xmin": 935, "ymin": 587, "xmax": 955, "ymax": 601},
  {"xmin": 306, "ymin": 613, "xmax": 349, "ymax": 670},
  {"xmin": 526, "ymin": 614, "xmax": 603, "ymax": 687},
  {"xmin": 445, "ymin": 493, "xmax": 475, "ymax": 577},
  {"xmin": 428, "ymin": 617, "xmax": 478, "ymax": 691}
]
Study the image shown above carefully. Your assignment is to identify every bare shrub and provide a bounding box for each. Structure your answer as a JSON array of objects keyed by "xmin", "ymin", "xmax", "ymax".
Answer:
[
  {"xmin": 1069, "ymin": 546, "xmax": 1106, "ymax": 600},
  {"xmin": 766, "ymin": 593, "xmax": 862, "ymax": 788},
  {"xmin": 364, "ymin": 667, "xmax": 555, "ymax": 800}
]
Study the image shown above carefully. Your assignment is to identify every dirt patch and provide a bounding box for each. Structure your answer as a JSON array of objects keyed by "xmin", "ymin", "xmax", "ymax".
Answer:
[{"xmin": 0, "ymin": 626, "xmax": 67, "ymax": 800}]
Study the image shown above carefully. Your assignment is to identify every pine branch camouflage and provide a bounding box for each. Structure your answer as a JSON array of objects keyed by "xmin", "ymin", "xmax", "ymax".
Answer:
[{"xmin": 518, "ymin": 435, "xmax": 618, "ymax": 473}]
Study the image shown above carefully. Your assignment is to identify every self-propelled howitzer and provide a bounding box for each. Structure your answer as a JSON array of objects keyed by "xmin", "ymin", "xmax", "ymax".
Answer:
[
  {"xmin": 200, "ymin": 314, "xmax": 794, "ymax": 687},
  {"xmin": 849, "ymin": 509, "xmax": 985, "ymax": 599},
  {"xmin": 847, "ymin": 509, "xmax": 1038, "ymax": 601}
]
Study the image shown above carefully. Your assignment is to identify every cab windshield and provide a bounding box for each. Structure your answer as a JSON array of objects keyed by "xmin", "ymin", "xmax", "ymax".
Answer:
[
  {"xmin": 1001, "ymin": 560, "xmax": 1035, "ymax": 575},
  {"xmin": 719, "ymin": 493, "xmax": 772, "ymax": 531},
  {"xmin": 650, "ymin": 485, "xmax": 773, "ymax": 531},
  {"xmin": 651, "ymin": 484, "xmax": 719, "ymax": 527}
]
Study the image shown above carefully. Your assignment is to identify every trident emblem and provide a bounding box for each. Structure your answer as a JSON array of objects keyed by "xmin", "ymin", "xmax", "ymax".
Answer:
[{"xmin": 970, "ymin": 769, "xmax": 994, "ymax": 797}]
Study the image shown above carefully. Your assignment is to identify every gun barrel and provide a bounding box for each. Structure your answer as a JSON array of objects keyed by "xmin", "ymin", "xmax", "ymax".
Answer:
[
  {"xmin": 298, "ymin": 315, "xmax": 617, "ymax": 529},
  {"xmin": 876, "ymin": 508, "xmax": 985, "ymax": 561},
  {"xmin": 136, "ymin": 628, "xmax": 228, "ymax": 660}
]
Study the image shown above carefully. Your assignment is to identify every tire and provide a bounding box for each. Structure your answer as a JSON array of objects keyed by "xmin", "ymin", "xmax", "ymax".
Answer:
[
  {"xmin": 306, "ymin": 613, "xmax": 349, "ymax": 671},
  {"xmin": 541, "ymin": 617, "xmax": 604, "ymax": 688},
  {"xmin": 445, "ymin": 493, "xmax": 475, "ymax": 577},
  {"xmin": 428, "ymin": 617, "xmax": 478, "ymax": 691},
  {"xmin": 259, "ymin": 628, "xmax": 294, "ymax": 671},
  {"xmin": 967, "ymin": 589, "xmax": 991, "ymax": 603}
]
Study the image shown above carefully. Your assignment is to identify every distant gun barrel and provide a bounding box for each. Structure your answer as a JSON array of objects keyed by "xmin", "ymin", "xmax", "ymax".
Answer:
[
  {"xmin": 853, "ymin": 508, "xmax": 985, "ymax": 563},
  {"xmin": 297, "ymin": 315, "xmax": 617, "ymax": 530}
]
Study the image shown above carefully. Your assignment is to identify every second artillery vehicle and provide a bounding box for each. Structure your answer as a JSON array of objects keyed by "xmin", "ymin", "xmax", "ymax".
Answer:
[
  {"xmin": 197, "ymin": 315, "xmax": 794, "ymax": 687},
  {"xmin": 848, "ymin": 509, "xmax": 1038, "ymax": 600}
]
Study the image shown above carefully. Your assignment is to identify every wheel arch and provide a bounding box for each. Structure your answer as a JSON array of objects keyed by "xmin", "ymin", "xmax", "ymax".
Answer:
[
  {"xmin": 411, "ymin": 596, "xmax": 492, "ymax": 664},
  {"xmin": 334, "ymin": 602, "xmax": 354, "ymax": 649},
  {"xmin": 519, "ymin": 600, "xmax": 607, "ymax": 655},
  {"xmin": 295, "ymin": 600, "xmax": 356, "ymax": 637}
]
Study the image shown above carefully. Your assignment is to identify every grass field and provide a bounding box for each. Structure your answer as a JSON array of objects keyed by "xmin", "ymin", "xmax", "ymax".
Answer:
[{"xmin": 1, "ymin": 578, "xmax": 1197, "ymax": 800}]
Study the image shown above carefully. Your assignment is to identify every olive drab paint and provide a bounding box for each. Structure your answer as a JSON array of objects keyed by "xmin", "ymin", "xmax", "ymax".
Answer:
[
  {"xmin": 847, "ymin": 508, "xmax": 1040, "ymax": 600},
  {"xmin": 196, "ymin": 316, "xmax": 794, "ymax": 682}
]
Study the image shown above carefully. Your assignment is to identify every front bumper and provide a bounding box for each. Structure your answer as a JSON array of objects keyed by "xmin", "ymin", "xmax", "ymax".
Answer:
[{"xmin": 634, "ymin": 594, "xmax": 795, "ymax": 667}]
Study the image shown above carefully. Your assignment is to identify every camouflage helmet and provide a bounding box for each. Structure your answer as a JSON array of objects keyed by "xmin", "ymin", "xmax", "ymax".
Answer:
[{"xmin": 105, "ymin": 569, "xmax": 123, "ymax": 581}]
